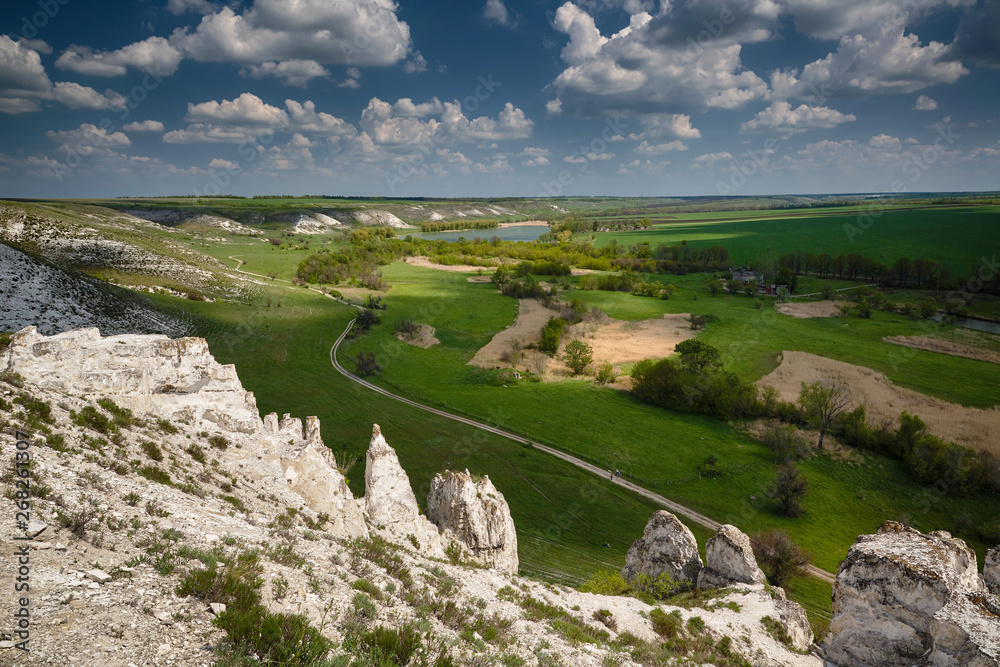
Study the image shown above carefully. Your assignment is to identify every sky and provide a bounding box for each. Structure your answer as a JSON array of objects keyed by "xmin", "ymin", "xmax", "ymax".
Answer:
[{"xmin": 0, "ymin": 0, "xmax": 998, "ymax": 198}]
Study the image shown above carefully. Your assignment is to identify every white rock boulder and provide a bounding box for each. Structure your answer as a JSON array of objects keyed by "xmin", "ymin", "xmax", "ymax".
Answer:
[
  {"xmin": 363, "ymin": 424, "xmax": 444, "ymax": 557},
  {"xmin": 1, "ymin": 326, "xmax": 261, "ymax": 433},
  {"xmin": 827, "ymin": 521, "xmax": 1000, "ymax": 667},
  {"xmin": 622, "ymin": 510, "xmax": 703, "ymax": 584},
  {"xmin": 426, "ymin": 469, "xmax": 518, "ymax": 574},
  {"xmin": 697, "ymin": 524, "xmax": 766, "ymax": 589}
]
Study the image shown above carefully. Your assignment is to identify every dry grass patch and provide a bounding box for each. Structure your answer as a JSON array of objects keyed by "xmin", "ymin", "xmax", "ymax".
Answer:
[
  {"xmin": 775, "ymin": 300, "xmax": 841, "ymax": 318},
  {"xmin": 884, "ymin": 335, "xmax": 1000, "ymax": 365},
  {"xmin": 468, "ymin": 299, "xmax": 554, "ymax": 368},
  {"xmin": 757, "ymin": 350, "xmax": 1000, "ymax": 454},
  {"xmin": 395, "ymin": 324, "xmax": 440, "ymax": 349}
]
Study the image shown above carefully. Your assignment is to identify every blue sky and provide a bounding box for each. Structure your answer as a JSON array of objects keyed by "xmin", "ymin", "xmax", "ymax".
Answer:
[{"xmin": 0, "ymin": 0, "xmax": 998, "ymax": 198}]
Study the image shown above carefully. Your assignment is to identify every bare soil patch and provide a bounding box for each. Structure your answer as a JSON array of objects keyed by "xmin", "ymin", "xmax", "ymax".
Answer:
[
  {"xmin": 775, "ymin": 300, "xmax": 841, "ymax": 318},
  {"xmin": 883, "ymin": 335, "xmax": 1000, "ymax": 365},
  {"xmin": 757, "ymin": 350, "xmax": 1000, "ymax": 454},
  {"xmin": 406, "ymin": 256, "xmax": 497, "ymax": 273},
  {"xmin": 396, "ymin": 324, "xmax": 439, "ymax": 348},
  {"xmin": 469, "ymin": 299, "xmax": 553, "ymax": 367},
  {"xmin": 470, "ymin": 302, "xmax": 695, "ymax": 384}
]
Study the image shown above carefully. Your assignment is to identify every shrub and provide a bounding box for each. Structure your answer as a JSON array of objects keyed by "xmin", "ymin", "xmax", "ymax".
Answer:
[
  {"xmin": 74, "ymin": 406, "xmax": 115, "ymax": 434},
  {"xmin": 208, "ymin": 435, "xmax": 229, "ymax": 450},
  {"xmin": 394, "ymin": 317, "xmax": 420, "ymax": 338},
  {"xmin": 139, "ymin": 465, "xmax": 172, "ymax": 486},
  {"xmin": 343, "ymin": 624, "xmax": 421, "ymax": 665},
  {"xmin": 649, "ymin": 609, "xmax": 683, "ymax": 638},
  {"xmin": 538, "ymin": 317, "xmax": 567, "ymax": 355},
  {"xmin": 355, "ymin": 352, "xmax": 382, "ymax": 377},
  {"xmin": 751, "ymin": 529, "xmax": 811, "ymax": 585},
  {"xmin": 758, "ymin": 423, "xmax": 809, "ymax": 463},
  {"xmin": 96, "ymin": 398, "xmax": 137, "ymax": 429},
  {"xmin": 767, "ymin": 464, "xmax": 809, "ymax": 517},
  {"xmin": 156, "ymin": 418, "xmax": 178, "ymax": 435},
  {"xmin": 594, "ymin": 362, "xmax": 616, "ymax": 385},
  {"xmin": 141, "ymin": 441, "xmax": 163, "ymax": 462},
  {"xmin": 186, "ymin": 444, "xmax": 207, "ymax": 464}
]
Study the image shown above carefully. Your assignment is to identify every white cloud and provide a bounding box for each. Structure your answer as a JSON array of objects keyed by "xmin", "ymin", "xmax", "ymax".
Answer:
[
  {"xmin": 391, "ymin": 97, "xmax": 444, "ymax": 117},
  {"xmin": 628, "ymin": 114, "xmax": 701, "ymax": 141},
  {"xmin": 693, "ymin": 152, "xmax": 733, "ymax": 168},
  {"xmin": 361, "ymin": 97, "xmax": 440, "ymax": 146},
  {"xmin": 522, "ymin": 146, "xmax": 551, "ymax": 157},
  {"xmin": 165, "ymin": 93, "xmax": 354, "ymax": 143},
  {"xmin": 403, "ymin": 52, "xmax": 428, "ymax": 73},
  {"xmin": 781, "ymin": 0, "xmax": 975, "ymax": 41},
  {"xmin": 967, "ymin": 141, "xmax": 1000, "ymax": 159},
  {"xmin": 522, "ymin": 156, "xmax": 550, "ymax": 167},
  {"xmin": 122, "ymin": 120, "xmax": 166, "ymax": 133},
  {"xmin": 170, "ymin": 1, "xmax": 410, "ymax": 68},
  {"xmin": 549, "ymin": 1, "xmax": 775, "ymax": 116},
  {"xmin": 634, "ymin": 140, "xmax": 686, "ymax": 154},
  {"xmin": 739, "ymin": 101, "xmax": 856, "ymax": 133},
  {"xmin": 441, "ymin": 101, "xmax": 534, "ymax": 142},
  {"xmin": 770, "ymin": 25, "xmax": 968, "ymax": 100},
  {"xmin": 51, "ymin": 82, "xmax": 127, "ymax": 110},
  {"xmin": 208, "ymin": 158, "xmax": 239, "ymax": 170},
  {"xmin": 186, "ymin": 92, "xmax": 287, "ymax": 126},
  {"xmin": 18, "ymin": 39, "xmax": 52, "ymax": 55},
  {"xmin": 244, "ymin": 60, "xmax": 329, "ymax": 87},
  {"xmin": 914, "ymin": 95, "xmax": 938, "ymax": 111},
  {"xmin": 483, "ymin": 0, "xmax": 519, "ymax": 27},
  {"xmin": 46, "ymin": 123, "xmax": 131, "ymax": 148},
  {"xmin": 56, "ymin": 37, "xmax": 183, "ymax": 77}
]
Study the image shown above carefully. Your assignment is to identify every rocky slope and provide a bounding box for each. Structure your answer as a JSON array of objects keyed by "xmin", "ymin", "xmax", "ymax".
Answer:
[
  {"xmin": 0, "ymin": 242, "xmax": 186, "ymax": 337},
  {"xmin": 0, "ymin": 327, "xmax": 825, "ymax": 666}
]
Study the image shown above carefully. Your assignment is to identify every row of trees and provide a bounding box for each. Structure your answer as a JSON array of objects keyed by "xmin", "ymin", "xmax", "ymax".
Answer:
[
  {"xmin": 777, "ymin": 251, "xmax": 953, "ymax": 289},
  {"xmin": 419, "ymin": 220, "xmax": 499, "ymax": 233}
]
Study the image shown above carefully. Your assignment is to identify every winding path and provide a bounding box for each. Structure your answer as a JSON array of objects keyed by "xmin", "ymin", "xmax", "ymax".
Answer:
[{"xmin": 227, "ymin": 255, "xmax": 836, "ymax": 584}]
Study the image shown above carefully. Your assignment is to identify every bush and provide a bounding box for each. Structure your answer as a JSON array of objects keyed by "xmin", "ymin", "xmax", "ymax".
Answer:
[
  {"xmin": 758, "ymin": 423, "xmax": 809, "ymax": 463},
  {"xmin": 343, "ymin": 624, "xmax": 421, "ymax": 665},
  {"xmin": 394, "ymin": 317, "xmax": 420, "ymax": 338},
  {"xmin": 208, "ymin": 434, "xmax": 229, "ymax": 450},
  {"xmin": 187, "ymin": 444, "xmax": 207, "ymax": 464},
  {"xmin": 767, "ymin": 464, "xmax": 809, "ymax": 517},
  {"xmin": 355, "ymin": 308, "xmax": 380, "ymax": 332},
  {"xmin": 96, "ymin": 398, "xmax": 137, "ymax": 429},
  {"xmin": 355, "ymin": 352, "xmax": 382, "ymax": 377},
  {"xmin": 538, "ymin": 317, "xmax": 566, "ymax": 355},
  {"xmin": 594, "ymin": 362, "xmax": 616, "ymax": 385},
  {"xmin": 73, "ymin": 405, "xmax": 116, "ymax": 434},
  {"xmin": 139, "ymin": 465, "xmax": 172, "ymax": 486},
  {"xmin": 141, "ymin": 441, "xmax": 163, "ymax": 462},
  {"xmin": 751, "ymin": 529, "xmax": 811, "ymax": 585}
]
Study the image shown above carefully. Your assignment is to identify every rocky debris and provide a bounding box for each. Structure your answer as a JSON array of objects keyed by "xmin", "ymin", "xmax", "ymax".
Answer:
[
  {"xmin": 25, "ymin": 520, "xmax": 48, "ymax": 538},
  {"xmin": 86, "ymin": 569, "xmax": 112, "ymax": 584},
  {"xmin": 622, "ymin": 510, "xmax": 703, "ymax": 584},
  {"xmin": 985, "ymin": 547, "xmax": 1000, "ymax": 596},
  {"xmin": 209, "ymin": 603, "xmax": 226, "ymax": 616},
  {"xmin": 1, "ymin": 326, "xmax": 262, "ymax": 434},
  {"xmin": 697, "ymin": 524, "xmax": 766, "ymax": 589},
  {"xmin": 426, "ymin": 469, "xmax": 519, "ymax": 574},
  {"xmin": 826, "ymin": 521, "xmax": 1000, "ymax": 667},
  {"xmin": 363, "ymin": 425, "xmax": 444, "ymax": 556}
]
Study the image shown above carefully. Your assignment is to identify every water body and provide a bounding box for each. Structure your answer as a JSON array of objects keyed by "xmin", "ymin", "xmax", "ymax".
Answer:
[
  {"xmin": 405, "ymin": 225, "xmax": 549, "ymax": 243},
  {"xmin": 933, "ymin": 313, "xmax": 1000, "ymax": 335}
]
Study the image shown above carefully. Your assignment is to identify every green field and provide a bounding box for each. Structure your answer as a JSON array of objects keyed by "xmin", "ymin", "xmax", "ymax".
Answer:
[{"xmin": 589, "ymin": 205, "xmax": 1000, "ymax": 278}]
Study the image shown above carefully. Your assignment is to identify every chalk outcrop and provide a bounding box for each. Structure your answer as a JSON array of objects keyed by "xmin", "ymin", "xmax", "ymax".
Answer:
[
  {"xmin": 622, "ymin": 510, "xmax": 703, "ymax": 583},
  {"xmin": 697, "ymin": 524, "xmax": 766, "ymax": 589},
  {"xmin": 364, "ymin": 425, "xmax": 445, "ymax": 557},
  {"xmin": 827, "ymin": 521, "xmax": 1000, "ymax": 667},
  {"xmin": 426, "ymin": 469, "xmax": 518, "ymax": 574},
  {"xmin": 1, "ymin": 326, "xmax": 261, "ymax": 433},
  {"xmin": 985, "ymin": 546, "xmax": 1000, "ymax": 596}
]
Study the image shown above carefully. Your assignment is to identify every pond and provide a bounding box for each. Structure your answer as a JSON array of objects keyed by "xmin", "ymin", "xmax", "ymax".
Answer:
[
  {"xmin": 933, "ymin": 313, "xmax": 1000, "ymax": 335},
  {"xmin": 405, "ymin": 225, "xmax": 549, "ymax": 243}
]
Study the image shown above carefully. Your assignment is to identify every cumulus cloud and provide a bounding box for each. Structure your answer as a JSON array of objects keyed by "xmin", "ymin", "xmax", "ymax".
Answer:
[
  {"xmin": 46, "ymin": 123, "xmax": 131, "ymax": 148},
  {"xmin": 522, "ymin": 156, "xmax": 550, "ymax": 167},
  {"xmin": 769, "ymin": 24, "xmax": 968, "ymax": 100},
  {"xmin": 739, "ymin": 101, "xmax": 856, "ymax": 133},
  {"xmin": 779, "ymin": 0, "xmax": 974, "ymax": 41},
  {"xmin": 633, "ymin": 140, "xmax": 686, "ymax": 154},
  {"xmin": 628, "ymin": 114, "xmax": 701, "ymax": 141},
  {"xmin": 51, "ymin": 82, "xmax": 126, "ymax": 110},
  {"xmin": 122, "ymin": 120, "xmax": 166, "ymax": 133},
  {"xmin": 56, "ymin": 37, "xmax": 183, "ymax": 77},
  {"xmin": 549, "ymin": 0, "xmax": 776, "ymax": 116},
  {"xmin": 359, "ymin": 97, "xmax": 534, "ymax": 148},
  {"xmin": 244, "ymin": 60, "xmax": 329, "ymax": 87},
  {"xmin": 170, "ymin": 0, "xmax": 410, "ymax": 68},
  {"xmin": 164, "ymin": 93, "xmax": 354, "ymax": 143},
  {"xmin": 914, "ymin": 95, "xmax": 938, "ymax": 111},
  {"xmin": 951, "ymin": 0, "xmax": 1000, "ymax": 68}
]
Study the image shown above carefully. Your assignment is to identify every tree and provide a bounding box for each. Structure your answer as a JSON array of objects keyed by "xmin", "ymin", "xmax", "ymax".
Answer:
[
  {"xmin": 799, "ymin": 380, "xmax": 851, "ymax": 449},
  {"xmin": 539, "ymin": 317, "xmax": 567, "ymax": 355},
  {"xmin": 707, "ymin": 279, "xmax": 723, "ymax": 296},
  {"xmin": 776, "ymin": 266, "xmax": 798, "ymax": 292},
  {"xmin": 750, "ymin": 530, "xmax": 811, "ymax": 585},
  {"xmin": 821, "ymin": 283, "xmax": 835, "ymax": 300},
  {"xmin": 767, "ymin": 464, "xmax": 809, "ymax": 517},
  {"xmin": 675, "ymin": 340, "xmax": 723, "ymax": 371},
  {"xmin": 564, "ymin": 339, "xmax": 594, "ymax": 375},
  {"xmin": 354, "ymin": 352, "xmax": 381, "ymax": 376},
  {"xmin": 759, "ymin": 423, "xmax": 808, "ymax": 463}
]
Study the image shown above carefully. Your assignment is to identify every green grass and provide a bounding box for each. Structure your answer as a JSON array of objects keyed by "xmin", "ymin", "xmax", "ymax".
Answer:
[
  {"xmin": 336, "ymin": 262, "xmax": 1000, "ymax": 575},
  {"xmin": 590, "ymin": 205, "xmax": 1000, "ymax": 278}
]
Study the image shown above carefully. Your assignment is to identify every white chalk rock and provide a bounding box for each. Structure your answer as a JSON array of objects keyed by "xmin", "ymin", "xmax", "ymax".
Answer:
[{"xmin": 622, "ymin": 510, "xmax": 703, "ymax": 584}]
